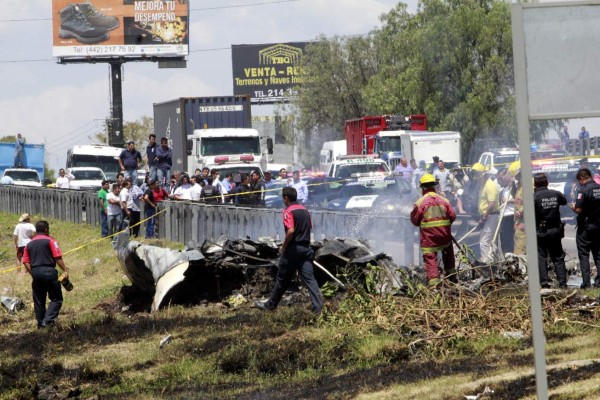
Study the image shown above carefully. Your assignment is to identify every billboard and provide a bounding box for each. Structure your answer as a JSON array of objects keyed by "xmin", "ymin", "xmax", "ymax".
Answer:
[
  {"xmin": 232, "ymin": 42, "xmax": 310, "ymax": 103},
  {"xmin": 52, "ymin": 0, "xmax": 189, "ymax": 59}
]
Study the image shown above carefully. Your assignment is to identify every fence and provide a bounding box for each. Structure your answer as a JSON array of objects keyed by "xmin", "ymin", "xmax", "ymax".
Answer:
[{"xmin": 0, "ymin": 186, "xmax": 418, "ymax": 265}]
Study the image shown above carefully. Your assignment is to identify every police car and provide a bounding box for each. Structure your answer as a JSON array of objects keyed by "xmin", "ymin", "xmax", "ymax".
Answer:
[
  {"xmin": 327, "ymin": 174, "xmax": 413, "ymax": 211},
  {"xmin": 326, "ymin": 155, "xmax": 390, "ymax": 179}
]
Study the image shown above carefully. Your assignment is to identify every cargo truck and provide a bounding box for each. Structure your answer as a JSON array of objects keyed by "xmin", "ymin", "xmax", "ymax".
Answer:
[
  {"xmin": 399, "ymin": 131, "xmax": 461, "ymax": 169},
  {"xmin": 344, "ymin": 114, "xmax": 427, "ymax": 170},
  {"xmin": 0, "ymin": 142, "xmax": 45, "ymax": 181},
  {"xmin": 153, "ymin": 96, "xmax": 253, "ymax": 174}
]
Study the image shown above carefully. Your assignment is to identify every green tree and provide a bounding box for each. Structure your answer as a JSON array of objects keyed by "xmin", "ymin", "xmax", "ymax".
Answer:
[
  {"xmin": 91, "ymin": 116, "xmax": 154, "ymax": 159},
  {"xmin": 294, "ymin": 0, "xmax": 561, "ymax": 164}
]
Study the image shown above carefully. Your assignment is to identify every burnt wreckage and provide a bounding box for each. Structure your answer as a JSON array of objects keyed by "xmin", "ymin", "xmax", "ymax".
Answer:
[{"xmin": 114, "ymin": 230, "xmax": 532, "ymax": 312}]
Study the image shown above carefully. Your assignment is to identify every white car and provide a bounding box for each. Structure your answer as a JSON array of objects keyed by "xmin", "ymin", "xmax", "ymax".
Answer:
[
  {"xmin": 2, "ymin": 168, "xmax": 42, "ymax": 187},
  {"xmin": 68, "ymin": 167, "xmax": 107, "ymax": 191}
]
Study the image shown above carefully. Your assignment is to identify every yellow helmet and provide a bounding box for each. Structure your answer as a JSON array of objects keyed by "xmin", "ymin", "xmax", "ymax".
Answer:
[
  {"xmin": 419, "ymin": 174, "xmax": 437, "ymax": 186},
  {"xmin": 471, "ymin": 162, "xmax": 487, "ymax": 173},
  {"xmin": 508, "ymin": 160, "xmax": 521, "ymax": 176}
]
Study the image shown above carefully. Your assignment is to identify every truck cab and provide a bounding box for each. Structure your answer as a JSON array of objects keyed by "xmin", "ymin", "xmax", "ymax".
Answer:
[
  {"xmin": 187, "ymin": 128, "xmax": 273, "ymax": 175},
  {"xmin": 373, "ymin": 130, "xmax": 412, "ymax": 171}
]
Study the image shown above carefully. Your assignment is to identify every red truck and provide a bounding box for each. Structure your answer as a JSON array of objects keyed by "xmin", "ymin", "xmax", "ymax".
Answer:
[{"xmin": 344, "ymin": 114, "xmax": 427, "ymax": 156}]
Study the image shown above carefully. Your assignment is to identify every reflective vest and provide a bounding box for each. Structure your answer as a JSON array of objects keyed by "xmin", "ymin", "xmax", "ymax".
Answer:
[{"xmin": 410, "ymin": 190, "xmax": 456, "ymax": 253}]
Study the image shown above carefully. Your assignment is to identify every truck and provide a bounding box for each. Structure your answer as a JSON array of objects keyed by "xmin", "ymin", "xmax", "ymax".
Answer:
[
  {"xmin": 399, "ymin": 131, "xmax": 461, "ymax": 169},
  {"xmin": 319, "ymin": 140, "xmax": 347, "ymax": 173},
  {"xmin": 344, "ymin": 114, "xmax": 427, "ymax": 170},
  {"xmin": 0, "ymin": 142, "xmax": 45, "ymax": 182},
  {"xmin": 187, "ymin": 128, "xmax": 273, "ymax": 180},
  {"xmin": 66, "ymin": 144, "xmax": 123, "ymax": 182},
  {"xmin": 153, "ymin": 96, "xmax": 253, "ymax": 174}
]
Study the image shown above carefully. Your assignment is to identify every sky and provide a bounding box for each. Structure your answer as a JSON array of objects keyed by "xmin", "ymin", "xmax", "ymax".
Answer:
[
  {"xmin": 0, "ymin": 0, "xmax": 415, "ymax": 171},
  {"xmin": 1, "ymin": 0, "xmax": 598, "ymax": 173}
]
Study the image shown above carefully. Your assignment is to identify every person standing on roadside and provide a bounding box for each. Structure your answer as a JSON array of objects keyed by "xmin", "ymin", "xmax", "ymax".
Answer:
[
  {"xmin": 143, "ymin": 179, "xmax": 158, "ymax": 238},
  {"xmin": 410, "ymin": 174, "xmax": 457, "ymax": 287},
  {"xmin": 55, "ymin": 168, "xmax": 75, "ymax": 189},
  {"xmin": 534, "ymin": 173, "xmax": 568, "ymax": 289},
  {"xmin": 559, "ymin": 126, "xmax": 570, "ymax": 153},
  {"xmin": 579, "ymin": 126, "xmax": 590, "ymax": 156},
  {"xmin": 255, "ymin": 187, "xmax": 323, "ymax": 313},
  {"xmin": 13, "ymin": 213, "xmax": 35, "ymax": 273},
  {"xmin": 145, "ymin": 134, "xmax": 158, "ymax": 183},
  {"xmin": 119, "ymin": 141, "xmax": 142, "ymax": 186},
  {"xmin": 97, "ymin": 180, "xmax": 110, "ymax": 237},
  {"xmin": 107, "ymin": 183, "xmax": 122, "ymax": 236},
  {"xmin": 14, "ymin": 133, "xmax": 25, "ymax": 168},
  {"xmin": 155, "ymin": 137, "xmax": 172, "ymax": 188},
  {"xmin": 472, "ymin": 162, "xmax": 501, "ymax": 264},
  {"xmin": 570, "ymin": 168, "xmax": 600, "ymax": 288},
  {"xmin": 23, "ymin": 221, "xmax": 70, "ymax": 328}
]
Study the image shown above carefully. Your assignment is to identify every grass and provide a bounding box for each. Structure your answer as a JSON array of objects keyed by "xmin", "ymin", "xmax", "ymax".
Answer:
[{"xmin": 1, "ymin": 211, "xmax": 600, "ymax": 399}]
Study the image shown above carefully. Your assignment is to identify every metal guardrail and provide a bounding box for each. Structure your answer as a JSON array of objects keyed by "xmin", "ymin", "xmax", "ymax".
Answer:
[{"xmin": 0, "ymin": 186, "xmax": 418, "ymax": 265}]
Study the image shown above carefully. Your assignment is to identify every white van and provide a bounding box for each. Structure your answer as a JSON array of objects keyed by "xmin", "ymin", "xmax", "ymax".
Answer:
[{"xmin": 320, "ymin": 140, "xmax": 347, "ymax": 173}]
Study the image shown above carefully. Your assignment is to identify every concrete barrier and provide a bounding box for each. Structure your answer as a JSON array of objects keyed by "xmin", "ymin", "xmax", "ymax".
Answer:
[{"xmin": 0, "ymin": 186, "xmax": 418, "ymax": 265}]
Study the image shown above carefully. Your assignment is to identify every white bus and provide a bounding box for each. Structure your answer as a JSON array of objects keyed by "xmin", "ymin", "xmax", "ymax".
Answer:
[{"xmin": 66, "ymin": 144, "xmax": 123, "ymax": 182}]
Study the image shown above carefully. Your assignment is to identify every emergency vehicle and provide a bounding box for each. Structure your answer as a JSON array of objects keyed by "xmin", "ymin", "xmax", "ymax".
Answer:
[
  {"xmin": 325, "ymin": 155, "xmax": 390, "ymax": 179},
  {"xmin": 327, "ymin": 174, "xmax": 412, "ymax": 211}
]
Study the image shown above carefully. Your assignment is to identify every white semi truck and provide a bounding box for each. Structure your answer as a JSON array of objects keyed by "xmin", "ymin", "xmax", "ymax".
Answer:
[{"xmin": 186, "ymin": 128, "xmax": 273, "ymax": 178}]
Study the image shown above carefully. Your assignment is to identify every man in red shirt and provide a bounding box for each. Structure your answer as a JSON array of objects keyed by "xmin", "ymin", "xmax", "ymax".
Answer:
[
  {"xmin": 23, "ymin": 221, "xmax": 70, "ymax": 328},
  {"xmin": 410, "ymin": 174, "xmax": 457, "ymax": 287},
  {"xmin": 256, "ymin": 187, "xmax": 323, "ymax": 313}
]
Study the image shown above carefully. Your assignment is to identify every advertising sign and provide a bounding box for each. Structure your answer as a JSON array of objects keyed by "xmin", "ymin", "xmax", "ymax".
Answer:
[
  {"xmin": 52, "ymin": 0, "xmax": 189, "ymax": 59},
  {"xmin": 232, "ymin": 42, "xmax": 310, "ymax": 103}
]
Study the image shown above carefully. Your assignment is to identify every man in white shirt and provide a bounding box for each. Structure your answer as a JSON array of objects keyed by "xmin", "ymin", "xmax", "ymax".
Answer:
[
  {"xmin": 106, "ymin": 184, "xmax": 122, "ymax": 236},
  {"xmin": 290, "ymin": 170, "xmax": 308, "ymax": 203},
  {"xmin": 55, "ymin": 168, "xmax": 75, "ymax": 189},
  {"xmin": 119, "ymin": 180, "xmax": 132, "ymax": 230},
  {"xmin": 13, "ymin": 213, "xmax": 35, "ymax": 273},
  {"xmin": 190, "ymin": 175, "xmax": 202, "ymax": 201}
]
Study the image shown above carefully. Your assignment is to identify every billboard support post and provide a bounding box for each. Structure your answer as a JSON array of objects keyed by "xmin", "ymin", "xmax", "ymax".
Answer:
[{"xmin": 109, "ymin": 62, "xmax": 125, "ymax": 148}]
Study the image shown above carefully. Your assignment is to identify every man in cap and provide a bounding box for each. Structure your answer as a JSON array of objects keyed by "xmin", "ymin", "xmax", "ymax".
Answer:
[
  {"xmin": 410, "ymin": 174, "xmax": 457, "ymax": 286},
  {"xmin": 13, "ymin": 213, "xmax": 35, "ymax": 273},
  {"xmin": 471, "ymin": 162, "xmax": 501, "ymax": 264},
  {"xmin": 118, "ymin": 141, "xmax": 142, "ymax": 186}
]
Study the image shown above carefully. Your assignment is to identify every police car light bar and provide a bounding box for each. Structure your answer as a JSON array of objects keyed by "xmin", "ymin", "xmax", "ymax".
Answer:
[{"xmin": 337, "ymin": 153, "xmax": 380, "ymax": 160}]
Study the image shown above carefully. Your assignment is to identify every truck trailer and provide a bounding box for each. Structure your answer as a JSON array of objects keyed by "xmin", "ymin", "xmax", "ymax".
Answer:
[
  {"xmin": 0, "ymin": 142, "xmax": 45, "ymax": 181},
  {"xmin": 153, "ymin": 96, "xmax": 252, "ymax": 174},
  {"xmin": 399, "ymin": 131, "xmax": 461, "ymax": 169}
]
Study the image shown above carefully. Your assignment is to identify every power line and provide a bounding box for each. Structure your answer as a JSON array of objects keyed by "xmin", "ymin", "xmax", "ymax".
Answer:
[{"xmin": 0, "ymin": 0, "xmax": 301, "ymax": 23}]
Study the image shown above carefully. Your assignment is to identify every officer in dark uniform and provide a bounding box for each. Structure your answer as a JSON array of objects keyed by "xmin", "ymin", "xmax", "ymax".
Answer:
[
  {"xmin": 534, "ymin": 173, "xmax": 568, "ymax": 288},
  {"xmin": 200, "ymin": 177, "xmax": 219, "ymax": 203},
  {"xmin": 255, "ymin": 187, "xmax": 323, "ymax": 313},
  {"xmin": 570, "ymin": 168, "xmax": 600, "ymax": 288},
  {"xmin": 22, "ymin": 221, "xmax": 70, "ymax": 328}
]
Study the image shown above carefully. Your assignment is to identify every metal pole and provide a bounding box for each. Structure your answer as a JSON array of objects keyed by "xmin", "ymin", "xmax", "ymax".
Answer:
[
  {"xmin": 511, "ymin": 5, "xmax": 548, "ymax": 399},
  {"xmin": 109, "ymin": 62, "xmax": 125, "ymax": 148}
]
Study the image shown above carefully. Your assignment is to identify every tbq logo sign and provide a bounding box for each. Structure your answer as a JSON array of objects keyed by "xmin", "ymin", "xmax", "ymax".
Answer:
[
  {"xmin": 52, "ymin": 0, "xmax": 189, "ymax": 59},
  {"xmin": 232, "ymin": 42, "xmax": 310, "ymax": 103}
]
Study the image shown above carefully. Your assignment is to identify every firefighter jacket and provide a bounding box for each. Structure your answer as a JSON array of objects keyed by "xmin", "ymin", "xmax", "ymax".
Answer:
[
  {"xmin": 514, "ymin": 183, "xmax": 525, "ymax": 231},
  {"xmin": 410, "ymin": 189, "xmax": 456, "ymax": 254}
]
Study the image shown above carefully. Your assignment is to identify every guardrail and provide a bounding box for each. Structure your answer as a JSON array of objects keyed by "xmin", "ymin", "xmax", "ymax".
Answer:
[{"xmin": 0, "ymin": 186, "xmax": 418, "ymax": 265}]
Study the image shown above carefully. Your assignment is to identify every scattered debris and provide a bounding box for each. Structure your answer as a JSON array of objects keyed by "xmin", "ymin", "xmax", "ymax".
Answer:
[
  {"xmin": 159, "ymin": 334, "xmax": 173, "ymax": 349},
  {"xmin": 503, "ymin": 331, "xmax": 525, "ymax": 339},
  {"xmin": 464, "ymin": 386, "xmax": 494, "ymax": 400},
  {"xmin": 1, "ymin": 296, "xmax": 24, "ymax": 315}
]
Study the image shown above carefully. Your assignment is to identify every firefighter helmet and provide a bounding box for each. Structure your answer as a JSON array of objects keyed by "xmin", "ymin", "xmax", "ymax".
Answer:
[
  {"xmin": 508, "ymin": 160, "xmax": 521, "ymax": 177},
  {"xmin": 471, "ymin": 163, "xmax": 487, "ymax": 173},
  {"xmin": 419, "ymin": 174, "xmax": 438, "ymax": 187}
]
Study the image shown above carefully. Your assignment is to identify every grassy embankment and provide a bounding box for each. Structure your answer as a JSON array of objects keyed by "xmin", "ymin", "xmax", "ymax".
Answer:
[{"xmin": 1, "ymin": 211, "xmax": 600, "ymax": 399}]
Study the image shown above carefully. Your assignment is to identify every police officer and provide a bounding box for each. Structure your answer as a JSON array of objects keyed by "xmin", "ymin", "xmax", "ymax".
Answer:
[
  {"xmin": 410, "ymin": 174, "xmax": 457, "ymax": 286},
  {"xmin": 570, "ymin": 168, "xmax": 600, "ymax": 288},
  {"xmin": 22, "ymin": 221, "xmax": 70, "ymax": 328},
  {"xmin": 534, "ymin": 173, "xmax": 568, "ymax": 288},
  {"xmin": 255, "ymin": 187, "xmax": 323, "ymax": 312}
]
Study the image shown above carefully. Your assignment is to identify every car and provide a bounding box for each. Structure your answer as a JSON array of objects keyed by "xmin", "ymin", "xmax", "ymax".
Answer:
[
  {"xmin": 67, "ymin": 167, "xmax": 107, "ymax": 191},
  {"xmin": 478, "ymin": 149, "xmax": 520, "ymax": 174},
  {"xmin": 326, "ymin": 155, "xmax": 390, "ymax": 179},
  {"xmin": 327, "ymin": 175, "xmax": 413, "ymax": 211},
  {"xmin": 2, "ymin": 168, "xmax": 42, "ymax": 187}
]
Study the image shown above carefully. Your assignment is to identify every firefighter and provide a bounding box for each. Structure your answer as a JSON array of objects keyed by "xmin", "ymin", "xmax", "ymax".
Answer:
[
  {"xmin": 471, "ymin": 162, "xmax": 500, "ymax": 264},
  {"xmin": 410, "ymin": 174, "xmax": 457, "ymax": 286},
  {"xmin": 508, "ymin": 161, "xmax": 526, "ymax": 255}
]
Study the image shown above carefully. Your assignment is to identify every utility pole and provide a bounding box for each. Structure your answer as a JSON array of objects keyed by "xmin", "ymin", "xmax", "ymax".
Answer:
[{"xmin": 109, "ymin": 62, "xmax": 125, "ymax": 148}]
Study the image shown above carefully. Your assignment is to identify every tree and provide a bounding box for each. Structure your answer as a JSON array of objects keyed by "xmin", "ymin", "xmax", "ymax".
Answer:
[{"xmin": 293, "ymin": 0, "xmax": 560, "ymax": 164}]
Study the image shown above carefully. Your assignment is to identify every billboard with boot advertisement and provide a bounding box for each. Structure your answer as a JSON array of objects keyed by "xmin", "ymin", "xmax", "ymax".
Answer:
[{"xmin": 52, "ymin": 0, "xmax": 189, "ymax": 59}]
